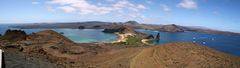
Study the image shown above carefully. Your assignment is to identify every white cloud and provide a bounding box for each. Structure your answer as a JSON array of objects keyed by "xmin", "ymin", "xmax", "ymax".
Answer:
[
  {"xmin": 58, "ymin": 6, "xmax": 76, "ymax": 13},
  {"xmin": 32, "ymin": 1, "xmax": 40, "ymax": 5},
  {"xmin": 46, "ymin": 0, "xmax": 148, "ymax": 23},
  {"xmin": 177, "ymin": 0, "xmax": 198, "ymax": 9},
  {"xmin": 137, "ymin": 4, "xmax": 146, "ymax": 9},
  {"xmin": 160, "ymin": 4, "xmax": 171, "ymax": 12},
  {"xmin": 48, "ymin": 0, "xmax": 146, "ymax": 15}
]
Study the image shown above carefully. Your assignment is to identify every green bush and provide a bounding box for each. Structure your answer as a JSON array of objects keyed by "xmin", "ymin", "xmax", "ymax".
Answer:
[
  {"xmin": 114, "ymin": 35, "xmax": 151, "ymax": 47},
  {"xmin": 126, "ymin": 36, "xmax": 142, "ymax": 45}
]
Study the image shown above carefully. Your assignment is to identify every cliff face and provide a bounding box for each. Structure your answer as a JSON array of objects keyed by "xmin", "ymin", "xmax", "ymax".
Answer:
[
  {"xmin": 102, "ymin": 26, "xmax": 136, "ymax": 34},
  {"xmin": 155, "ymin": 33, "xmax": 160, "ymax": 40}
]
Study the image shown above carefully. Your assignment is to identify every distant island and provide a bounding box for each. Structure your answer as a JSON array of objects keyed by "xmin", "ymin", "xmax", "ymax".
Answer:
[{"xmin": 10, "ymin": 21, "xmax": 240, "ymax": 36}]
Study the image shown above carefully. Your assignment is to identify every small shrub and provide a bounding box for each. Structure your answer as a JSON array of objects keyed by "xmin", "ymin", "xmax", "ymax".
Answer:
[{"xmin": 126, "ymin": 36, "xmax": 142, "ymax": 45}]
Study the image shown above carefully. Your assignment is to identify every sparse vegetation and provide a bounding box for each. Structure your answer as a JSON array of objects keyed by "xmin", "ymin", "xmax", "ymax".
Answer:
[
  {"xmin": 113, "ymin": 35, "xmax": 148, "ymax": 47},
  {"xmin": 126, "ymin": 36, "xmax": 142, "ymax": 45}
]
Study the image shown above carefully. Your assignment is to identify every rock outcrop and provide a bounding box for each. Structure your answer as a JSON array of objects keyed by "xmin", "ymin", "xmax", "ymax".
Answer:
[
  {"xmin": 78, "ymin": 26, "xmax": 85, "ymax": 29},
  {"xmin": 0, "ymin": 29, "xmax": 27, "ymax": 42},
  {"xmin": 102, "ymin": 28, "xmax": 120, "ymax": 33},
  {"xmin": 155, "ymin": 33, "xmax": 160, "ymax": 40},
  {"xmin": 26, "ymin": 30, "xmax": 74, "ymax": 45},
  {"xmin": 102, "ymin": 26, "xmax": 136, "ymax": 34}
]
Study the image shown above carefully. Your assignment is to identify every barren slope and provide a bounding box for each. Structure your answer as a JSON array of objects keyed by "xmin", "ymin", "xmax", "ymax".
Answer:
[{"xmin": 130, "ymin": 42, "xmax": 240, "ymax": 68}]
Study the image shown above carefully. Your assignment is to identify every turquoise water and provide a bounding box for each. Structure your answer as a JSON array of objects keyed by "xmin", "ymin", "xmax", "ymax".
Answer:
[
  {"xmin": 0, "ymin": 25, "xmax": 118, "ymax": 43},
  {"xmin": 0, "ymin": 25, "xmax": 240, "ymax": 56},
  {"xmin": 54, "ymin": 29, "xmax": 118, "ymax": 43}
]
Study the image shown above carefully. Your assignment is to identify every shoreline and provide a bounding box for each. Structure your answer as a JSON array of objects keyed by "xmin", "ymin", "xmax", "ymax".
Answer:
[
  {"xmin": 113, "ymin": 32, "xmax": 153, "ymax": 45},
  {"xmin": 113, "ymin": 32, "xmax": 135, "ymax": 43}
]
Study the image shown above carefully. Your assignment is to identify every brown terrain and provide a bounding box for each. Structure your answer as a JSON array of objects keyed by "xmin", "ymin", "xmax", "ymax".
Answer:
[{"xmin": 0, "ymin": 29, "xmax": 240, "ymax": 68}]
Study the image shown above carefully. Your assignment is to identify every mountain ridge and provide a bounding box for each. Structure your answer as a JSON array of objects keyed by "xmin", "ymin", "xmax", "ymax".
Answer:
[{"xmin": 9, "ymin": 21, "xmax": 240, "ymax": 36}]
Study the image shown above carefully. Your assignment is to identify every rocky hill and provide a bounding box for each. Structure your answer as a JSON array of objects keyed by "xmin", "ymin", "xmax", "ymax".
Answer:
[
  {"xmin": 102, "ymin": 26, "xmax": 137, "ymax": 34},
  {"xmin": 0, "ymin": 29, "xmax": 27, "ymax": 42},
  {"xmin": 102, "ymin": 26, "xmax": 155, "ymax": 45},
  {"xmin": 0, "ymin": 30, "xmax": 239, "ymax": 68}
]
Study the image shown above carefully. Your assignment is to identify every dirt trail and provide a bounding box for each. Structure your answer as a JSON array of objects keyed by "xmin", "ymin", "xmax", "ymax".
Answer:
[{"xmin": 130, "ymin": 42, "xmax": 240, "ymax": 68}]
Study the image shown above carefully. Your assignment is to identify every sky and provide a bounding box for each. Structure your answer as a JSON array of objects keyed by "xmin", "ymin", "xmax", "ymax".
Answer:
[{"xmin": 0, "ymin": 0, "xmax": 240, "ymax": 32}]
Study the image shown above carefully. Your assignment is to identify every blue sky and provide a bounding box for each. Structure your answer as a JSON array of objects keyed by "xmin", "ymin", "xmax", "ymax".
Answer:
[{"xmin": 0, "ymin": 0, "xmax": 240, "ymax": 32}]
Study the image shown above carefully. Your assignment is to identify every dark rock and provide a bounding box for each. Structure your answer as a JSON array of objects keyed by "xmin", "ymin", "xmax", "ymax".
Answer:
[
  {"xmin": 102, "ymin": 26, "xmax": 136, "ymax": 34},
  {"xmin": 60, "ymin": 32, "xmax": 64, "ymax": 34},
  {"xmin": 78, "ymin": 26, "xmax": 85, "ymax": 29},
  {"xmin": 145, "ymin": 34, "xmax": 154, "ymax": 39},
  {"xmin": 93, "ymin": 25, "xmax": 101, "ymax": 28},
  {"xmin": 1, "ymin": 29, "xmax": 27, "ymax": 42},
  {"xmin": 2, "ymin": 43, "xmax": 25, "ymax": 50},
  {"xmin": 118, "ymin": 26, "xmax": 136, "ymax": 34},
  {"xmin": 102, "ymin": 29, "xmax": 119, "ymax": 33},
  {"xmin": 155, "ymin": 33, "xmax": 160, "ymax": 40}
]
